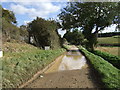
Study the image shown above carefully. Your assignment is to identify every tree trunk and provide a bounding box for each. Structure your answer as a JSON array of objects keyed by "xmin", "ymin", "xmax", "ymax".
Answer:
[{"xmin": 86, "ymin": 33, "xmax": 98, "ymax": 51}]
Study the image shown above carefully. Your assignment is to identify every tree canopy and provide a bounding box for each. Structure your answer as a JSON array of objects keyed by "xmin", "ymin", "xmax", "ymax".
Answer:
[
  {"xmin": 2, "ymin": 6, "xmax": 17, "ymax": 24},
  {"xmin": 63, "ymin": 29, "xmax": 84, "ymax": 45},
  {"xmin": 58, "ymin": 2, "xmax": 119, "ymax": 50},
  {"xmin": 28, "ymin": 17, "xmax": 61, "ymax": 49},
  {"xmin": 1, "ymin": 6, "xmax": 28, "ymax": 42}
]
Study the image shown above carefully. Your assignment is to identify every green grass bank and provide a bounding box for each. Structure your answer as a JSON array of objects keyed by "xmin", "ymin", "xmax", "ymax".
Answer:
[
  {"xmin": 2, "ymin": 42, "xmax": 65, "ymax": 88},
  {"xmin": 91, "ymin": 50, "xmax": 120, "ymax": 69},
  {"xmin": 78, "ymin": 46, "xmax": 120, "ymax": 88}
]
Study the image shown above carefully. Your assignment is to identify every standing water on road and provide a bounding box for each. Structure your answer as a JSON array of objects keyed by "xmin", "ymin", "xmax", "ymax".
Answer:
[
  {"xmin": 59, "ymin": 50, "xmax": 87, "ymax": 71},
  {"xmin": 45, "ymin": 47, "xmax": 88, "ymax": 74},
  {"xmin": 25, "ymin": 47, "xmax": 100, "ymax": 88}
]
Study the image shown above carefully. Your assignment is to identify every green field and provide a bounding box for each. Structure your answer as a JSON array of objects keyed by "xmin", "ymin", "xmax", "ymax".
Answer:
[
  {"xmin": 96, "ymin": 47, "xmax": 119, "ymax": 56},
  {"xmin": 98, "ymin": 36, "xmax": 119, "ymax": 45}
]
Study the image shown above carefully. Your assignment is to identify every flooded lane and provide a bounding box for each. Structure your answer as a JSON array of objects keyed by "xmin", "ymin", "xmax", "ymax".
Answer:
[
  {"xmin": 25, "ymin": 46, "xmax": 102, "ymax": 88},
  {"xmin": 59, "ymin": 50, "xmax": 87, "ymax": 71},
  {"xmin": 45, "ymin": 49, "xmax": 88, "ymax": 74}
]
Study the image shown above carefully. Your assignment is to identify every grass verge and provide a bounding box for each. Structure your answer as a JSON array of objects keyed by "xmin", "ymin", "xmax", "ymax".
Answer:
[
  {"xmin": 2, "ymin": 42, "xmax": 65, "ymax": 88},
  {"xmin": 78, "ymin": 46, "xmax": 120, "ymax": 88},
  {"xmin": 91, "ymin": 50, "xmax": 120, "ymax": 69}
]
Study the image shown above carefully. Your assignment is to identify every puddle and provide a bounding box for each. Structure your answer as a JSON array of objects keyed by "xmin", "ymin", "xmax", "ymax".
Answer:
[
  {"xmin": 45, "ymin": 49, "xmax": 88, "ymax": 74},
  {"xmin": 59, "ymin": 50, "xmax": 87, "ymax": 71}
]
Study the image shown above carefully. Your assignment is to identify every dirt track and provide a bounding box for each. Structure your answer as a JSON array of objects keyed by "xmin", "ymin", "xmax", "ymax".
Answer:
[
  {"xmin": 26, "ymin": 68, "xmax": 102, "ymax": 88},
  {"xmin": 25, "ymin": 46, "xmax": 102, "ymax": 88}
]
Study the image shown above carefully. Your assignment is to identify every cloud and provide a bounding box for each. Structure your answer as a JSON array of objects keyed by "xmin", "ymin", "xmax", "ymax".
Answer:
[
  {"xmin": 24, "ymin": 20, "xmax": 31, "ymax": 25},
  {"xmin": 102, "ymin": 24, "xmax": 117, "ymax": 33},
  {"xmin": 10, "ymin": 2, "xmax": 61, "ymax": 19},
  {"xmin": 1, "ymin": 0, "xmax": 67, "ymax": 2},
  {"xmin": 10, "ymin": 4, "xmax": 30, "ymax": 15},
  {"xmin": 1, "ymin": 0, "xmax": 9, "ymax": 2}
]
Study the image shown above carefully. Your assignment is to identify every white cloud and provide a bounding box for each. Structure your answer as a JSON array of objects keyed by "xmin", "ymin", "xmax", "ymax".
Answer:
[
  {"xmin": 1, "ymin": 0, "xmax": 9, "ymax": 2},
  {"xmin": 24, "ymin": 20, "xmax": 31, "ymax": 25},
  {"xmin": 10, "ymin": 4, "xmax": 30, "ymax": 14},
  {"xmin": 10, "ymin": 2, "xmax": 61, "ymax": 19},
  {"xmin": 1, "ymin": 0, "xmax": 67, "ymax": 2},
  {"xmin": 102, "ymin": 24, "xmax": 117, "ymax": 33}
]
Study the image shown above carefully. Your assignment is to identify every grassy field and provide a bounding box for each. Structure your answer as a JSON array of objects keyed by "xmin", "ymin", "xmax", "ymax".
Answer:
[
  {"xmin": 97, "ymin": 36, "xmax": 119, "ymax": 56},
  {"xmin": 2, "ymin": 42, "xmax": 65, "ymax": 88},
  {"xmin": 98, "ymin": 36, "xmax": 119, "ymax": 45},
  {"xmin": 96, "ymin": 47, "xmax": 119, "ymax": 56}
]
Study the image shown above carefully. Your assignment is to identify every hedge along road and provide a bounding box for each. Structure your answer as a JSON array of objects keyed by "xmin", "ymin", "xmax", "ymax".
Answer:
[{"xmin": 25, "ymin": 46, "xmax": 103, "ymax": 88}]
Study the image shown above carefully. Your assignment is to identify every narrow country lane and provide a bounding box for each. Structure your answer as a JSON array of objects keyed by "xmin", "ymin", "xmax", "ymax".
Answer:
[{"xmin": 25, "ymin": 46, "xmax": 102, "ymax": 88}]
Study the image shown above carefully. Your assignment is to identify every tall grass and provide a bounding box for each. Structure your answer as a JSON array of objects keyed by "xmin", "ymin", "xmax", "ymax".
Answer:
[{"xmin": 2, "ymin": 43, "xmax": 65, "ymax": 88}]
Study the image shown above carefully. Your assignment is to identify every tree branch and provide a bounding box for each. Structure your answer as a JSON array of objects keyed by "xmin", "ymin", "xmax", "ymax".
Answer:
[{"xmin": 94, "ymin": 26, "xmax": 106, "ymax": 34}]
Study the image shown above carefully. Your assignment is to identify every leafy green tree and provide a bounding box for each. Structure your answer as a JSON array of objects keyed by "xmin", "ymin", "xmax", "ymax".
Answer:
[
  {"xmin": 19, "ymin": 25, "xmax": 29, "ymax": 42},
  {"xmin": 1, "ymin": 6, "xmax": 28, "ymax": 42},
  {"xmin": 1, "ymin": 6, "xmax": 18, "ymax": 42},
  {"xmin": 58, "ymin": 2, "xmax": 119, "ymax": 50},
  {"xmin": 2, "ymin": 18, "xmax": 20, "ymax": 42},
  {"xmin": 114, "ymin": 2, "xmax": 120, "ymax": 32},
  {"xmin": 28, "ymin": 17, "xmax": 61, "ymax": 49},
  {"xmin": 63, "ymin": 29, "xmax": 84, "ymax": 45},
  {"xmin": 2, "ymin": 6, "xmax": 17, "ymax": 24}
]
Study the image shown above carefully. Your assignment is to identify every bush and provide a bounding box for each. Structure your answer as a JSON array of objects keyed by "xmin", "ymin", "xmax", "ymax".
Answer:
[
  {"xmin": 91, "ymin": 50, "xmax": 120, "ymax": 69},
  {"xmin": 78, "ymin": 46, "xmax": 120, "ymax": 88}
]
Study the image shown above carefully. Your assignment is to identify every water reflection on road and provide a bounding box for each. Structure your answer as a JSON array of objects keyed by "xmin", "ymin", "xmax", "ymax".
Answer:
[
  {"xmin": 59, "ymin": 50, "xmax": 87, "ymax": 71},
  {"xmin": 45, "ymin": 47, "xmax": 88, "ymax": 74}
]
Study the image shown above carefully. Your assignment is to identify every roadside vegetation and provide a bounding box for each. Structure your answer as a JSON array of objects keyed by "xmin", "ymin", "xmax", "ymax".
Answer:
[
  {"xmin": 2, "ymin": 42, "xmax": 65, "ymax": 88},
  {"xmin": 78, "ymin": 46, "xmax": 120, "ymax": 88},
  {"xmin": 1, "ymin": 5, "xmax": 64, "ymax": 88},
  {"xmin": 91, "ymin": 50, "xmax": 120, "ymax": 69}
]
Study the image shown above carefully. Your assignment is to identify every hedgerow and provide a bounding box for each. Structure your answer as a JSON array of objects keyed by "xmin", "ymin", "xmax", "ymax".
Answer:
[
  {"xmin": 91, "ymin": 50, "xmax": 120, "ymax": 69},
  {"xmin": 78, "ymin": 46, "xmax": 120, "ymax": 88}
]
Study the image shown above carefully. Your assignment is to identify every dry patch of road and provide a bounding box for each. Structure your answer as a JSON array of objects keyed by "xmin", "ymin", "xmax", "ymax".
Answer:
[{"xmin": 26, "ymin": 67, "xmax": 101, "ymax": 88}]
